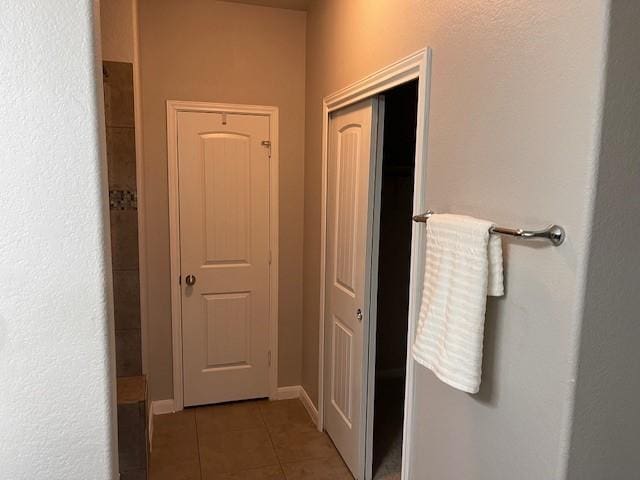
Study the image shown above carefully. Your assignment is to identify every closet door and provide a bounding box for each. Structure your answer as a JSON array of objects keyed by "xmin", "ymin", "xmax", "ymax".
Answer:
[{"xmin": 324, "ymin": 98, "xmax": 379, "ymax": 478}]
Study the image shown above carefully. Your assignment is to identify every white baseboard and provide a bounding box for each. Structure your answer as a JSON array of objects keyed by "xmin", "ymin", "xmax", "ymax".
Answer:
[
  {"xmin": 272, "ymin": 386, "xmax": 301, "ymax": 400},
  {"xmin": 152, "ymin": 399, "xmax": 176, "ymax": 415},
  {"xmin": 298, "ymin": 386, "xmax": 319, "ymax": 427},
  {"xmin": 272, "ymin": 385, "xmax": 319, "ymax": 428}
]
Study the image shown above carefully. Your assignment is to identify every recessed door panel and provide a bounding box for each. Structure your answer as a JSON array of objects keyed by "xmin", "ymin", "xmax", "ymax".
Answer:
[
  {"xmin": 332, "ymin": 317, "xmax": 353, "ymax": 426},
  {"xmin": 335, "ymin": 127, "xmax": 361, "ymax": 296},
  {"xmin": 204, "ymin": 292, "xmax": 251, "ymax": 369},
  {"xmin": 202, "ymin": 133, "xmax": 251, "ymax": 266}
]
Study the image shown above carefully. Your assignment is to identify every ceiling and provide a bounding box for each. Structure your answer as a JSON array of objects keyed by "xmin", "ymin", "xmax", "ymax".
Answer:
[{"xmin": 221, "ymin": 0, "xmax": 311, "ymax": 11}]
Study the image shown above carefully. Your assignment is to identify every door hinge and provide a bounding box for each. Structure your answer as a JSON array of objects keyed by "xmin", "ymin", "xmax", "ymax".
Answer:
[
  {"xmin": 268, "ymin": 350, "xmax": 272, "ymax": 366},
  {"xmin": 268, "ymin": 250, "xmax": 272, "ymax": 265}
]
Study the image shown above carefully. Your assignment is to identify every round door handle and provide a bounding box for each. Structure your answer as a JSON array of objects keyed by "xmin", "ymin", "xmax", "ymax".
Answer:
[
  {"xmin": 356, "ymin": 308, "xmax": 363, "ymax": 322},
  {"xmin": 185, "ymin": 274, "xmax": 196, "ymax": 286}
]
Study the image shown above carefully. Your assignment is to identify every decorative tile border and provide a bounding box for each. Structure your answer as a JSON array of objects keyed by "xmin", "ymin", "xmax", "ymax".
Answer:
[{"xmin": 110, "ymin": 189, "xmax": 137, "ymax": 210}]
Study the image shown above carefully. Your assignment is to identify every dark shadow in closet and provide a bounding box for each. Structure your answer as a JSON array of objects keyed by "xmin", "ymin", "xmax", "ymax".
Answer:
[{"xmin": 372, "ymin": 79, "xmax": 418, "ymax": 480}]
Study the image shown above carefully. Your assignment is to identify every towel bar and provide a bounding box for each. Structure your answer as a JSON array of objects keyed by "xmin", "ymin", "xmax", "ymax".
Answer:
[{"xmin": 412, "ymin": 210, "xmax": 565, "ymax": 246}]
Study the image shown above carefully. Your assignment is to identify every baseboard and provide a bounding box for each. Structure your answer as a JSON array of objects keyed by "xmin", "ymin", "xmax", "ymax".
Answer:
[
  {"xmin": 272, "ymin": 386, "xmax": 319, "ymax": 428},
  {"xmin": 298, "ymin": 386, "xmax": 319, "ymax": 428},
  {"xmin": 152, "ymin": 399, "xmax": 176, "ymax": 415},
  {"xmin": 272, "ymin": 385, "xmax": 301, "ymax": 400}
]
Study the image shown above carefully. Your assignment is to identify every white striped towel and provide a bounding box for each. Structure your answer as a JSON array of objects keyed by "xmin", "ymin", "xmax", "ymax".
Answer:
[{"xmin": 412, "ymin": 213, "xmax": 504, "ymax": 393}]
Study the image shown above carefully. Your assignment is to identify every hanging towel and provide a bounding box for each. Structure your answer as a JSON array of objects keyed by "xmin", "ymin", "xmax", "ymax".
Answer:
[{"xmin": 412, "ymin": 213, "xmax": 504, "ymax": 394}]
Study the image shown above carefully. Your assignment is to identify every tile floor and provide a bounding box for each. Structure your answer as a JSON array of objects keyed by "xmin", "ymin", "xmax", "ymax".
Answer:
[{"xmin": 150, "ymin": 398, "xmax": 354, "ymax": 480}]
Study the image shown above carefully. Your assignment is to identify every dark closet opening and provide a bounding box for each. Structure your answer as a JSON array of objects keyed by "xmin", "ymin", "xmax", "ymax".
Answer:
[{"xmin": 372, "ymin": 79, "xmax": 418, "ymax": 480}]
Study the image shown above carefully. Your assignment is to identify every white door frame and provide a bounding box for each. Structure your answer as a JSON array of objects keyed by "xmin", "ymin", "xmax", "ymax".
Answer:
[
  {"xmin": 318, "ymin": 48, "xmax": 432, "ymax": 480},
  {"xmin": 167, "ymin": 100, "xmax": 279, "ymax": 411}
]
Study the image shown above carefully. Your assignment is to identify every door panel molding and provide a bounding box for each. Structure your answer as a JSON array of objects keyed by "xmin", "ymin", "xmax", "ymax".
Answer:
[
  {"xmin": 318, "ymin": 48, "xmax": 432, "ymax": 480},
  {"xmin": 167, "ymin": 100, "xmax": 279, "ymax": 411},
  {"xmin": 331, "ymin": 317, "xmax": 354, "ymax": 426}
]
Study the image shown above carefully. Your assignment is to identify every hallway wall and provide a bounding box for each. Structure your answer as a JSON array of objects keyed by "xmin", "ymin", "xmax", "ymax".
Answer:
[
  {"xmin": 302, "ymin": 1, "xmax": 609, "ymax": 478},
  {"xmin": 138, "ymin": 0, "xmax": 306, "ymax": 400}
]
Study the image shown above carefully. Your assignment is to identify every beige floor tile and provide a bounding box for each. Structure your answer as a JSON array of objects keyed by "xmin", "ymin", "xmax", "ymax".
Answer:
[
  {"xmin": 153, "ymin": 410, "xmax": 198, "ymax": 450},
  {"xmin": 259, "ymin": 399, "xmax": 313, "ymax": 428},
  {"xmin": 196, "ymin": 400, "xmax": 265, "ymax": 434},
  {"xmin": 199, "ymin": 427, "xmax": 279, "ymax": 476},
  {"xmin": 203, "ymin": 465, "xmax": 286, "ymax": 480},
  {"xmin": 150, "ymin": 410, "xmax": 200, "ymax": 480},
  {"xmin": 281, "ymin": 456, "xmax": 354, "ymax": 480},
  {"xmin": 150, "ymin": 401, "xmax": 355, "ymax": 480},
  {"xmin": 150, "ymin": 457, "xmax": 202, "ymax": 480},
  {"xmin": 269, "ymin": 422, "xmax": 338, "ymax": 464}
]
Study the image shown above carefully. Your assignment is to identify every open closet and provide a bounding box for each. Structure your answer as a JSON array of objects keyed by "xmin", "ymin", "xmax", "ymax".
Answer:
[
  {"xmin": 370, "ymin": 80, "xmax": 418, "ymax": 480},
  {"xmin": 322, "ymin": 77, "xmax": 420, "ymax": 480}
]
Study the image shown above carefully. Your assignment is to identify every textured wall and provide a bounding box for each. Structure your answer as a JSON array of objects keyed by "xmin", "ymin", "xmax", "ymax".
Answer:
[
  {"xmin": 138, "ymin": 0, "xmax": 306, "ymax": 400},
  {"xmin": 567, "ymin": 2, "xmax": 640, "ymax": 478},
  {"xmin": 302, "ymin": 1, "xmax": 609, "ymax": 478},
  {"xmin": 0, "ymin": 1, "xmax": 117, "ymax": 478}
]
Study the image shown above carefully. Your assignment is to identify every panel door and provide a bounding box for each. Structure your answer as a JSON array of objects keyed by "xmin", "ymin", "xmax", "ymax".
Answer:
[
  {"xmin": 324, "ymin": 98, "xmax": 379, "ymax": 478},
  {"xmin": 178, "ymin": 111, "xmax": 271, "ymax": 407}
]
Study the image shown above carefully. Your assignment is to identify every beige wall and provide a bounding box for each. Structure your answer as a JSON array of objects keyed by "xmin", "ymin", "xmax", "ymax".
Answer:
[
  {"xmin": 139, "ymin": 0, "xmax": 306, "ymax": 400},
  {"xmin": 302, "ymin": 1, "xmax": 608, "ymax": 478},
  {"xmin": 100, "ymin": 0, "xmax": 135, "ymax": 63}
]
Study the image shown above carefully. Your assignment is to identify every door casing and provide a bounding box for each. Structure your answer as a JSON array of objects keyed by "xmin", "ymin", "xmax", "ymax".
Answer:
[
  {"xmin": 318, "ymin": 48, "xmax": 432, "ymax": 480},
  {"xmin": 167, "ymin": 101, "xmax": 279, "ymax": 412}
]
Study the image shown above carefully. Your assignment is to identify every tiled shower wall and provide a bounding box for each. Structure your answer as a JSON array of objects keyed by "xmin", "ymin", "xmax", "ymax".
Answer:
[{"xmin": 103, "ymin": 61, "xmax": 142, "ymax": 377}]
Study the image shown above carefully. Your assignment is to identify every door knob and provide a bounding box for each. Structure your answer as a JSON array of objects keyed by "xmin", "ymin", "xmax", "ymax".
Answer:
[
  {"xmin": 356, "ymin": 308, "xmax": 363, "ymax": 322},
  {"xmin": 185, "ymin": 274, "xmax": 196, "ymax": 286}
]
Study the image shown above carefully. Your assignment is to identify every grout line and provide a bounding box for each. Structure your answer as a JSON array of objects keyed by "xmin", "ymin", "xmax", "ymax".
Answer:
[
  {"xmin": 193, "ymin": 408, "xmax": 203, "ymax": 480},
  {"xmin": 258, "ymin": 401, "xmax": 289, "ymax": 478}
]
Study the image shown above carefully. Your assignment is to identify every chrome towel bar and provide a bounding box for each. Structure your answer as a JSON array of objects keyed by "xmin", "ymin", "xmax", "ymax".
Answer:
[{"xmin": 412, "ymin": 210, "xmax": 565, "ymax": 246}]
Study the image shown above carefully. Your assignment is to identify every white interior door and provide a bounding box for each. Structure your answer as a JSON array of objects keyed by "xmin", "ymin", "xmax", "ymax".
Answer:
[
  {"xmin": 324, "ymin": 98, "xmax": 379, "ymax": 478},
  {"xmin": 178, "ymin": 110, "xmax": 271, "ymax": 407}
]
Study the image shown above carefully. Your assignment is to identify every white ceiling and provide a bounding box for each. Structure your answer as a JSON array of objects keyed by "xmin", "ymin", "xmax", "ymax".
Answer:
[{"xmin": 221, "ymin": 0, "xmax": 311, "ymax": 11}]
